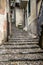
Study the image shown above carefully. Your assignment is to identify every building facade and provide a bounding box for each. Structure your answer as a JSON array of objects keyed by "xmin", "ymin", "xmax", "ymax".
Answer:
[{"xmin": 0, "ymin": 0, "xmax": 43, "ymax": 44}]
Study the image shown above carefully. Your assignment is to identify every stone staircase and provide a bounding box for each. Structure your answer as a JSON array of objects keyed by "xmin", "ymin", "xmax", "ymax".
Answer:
[{"xmin": 0, "ymin": 23, "xmax": 43, "ymax": 65}]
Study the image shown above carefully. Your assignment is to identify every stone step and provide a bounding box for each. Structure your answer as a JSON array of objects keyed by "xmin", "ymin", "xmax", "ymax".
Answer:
[
  {"xmin": 11, "ymin": 37, "xmax": 38, "ymax": 39},
  {"xmin": 0, "ymin": 61, "xmax": 43, "ymax": 65},
  {"xmin": 11, "ymin": 37, "xmax": 38, "ymax": 40},
  {"xmin": 9, "ymin": 38, "xmax": 39, "ymax": 41},
  {"xmin": 9, "ymin": 39, "xmax": 38, "ymax": 42},
  {"xmin": 0, "ymin": 54, "xmax": 43, "ymax": 62},
  {"xmin": 0, "ymin": 44, "xmax": 40, "ymax": 49},
  {"xmin": 8, "ymin": 40, "xmax": 38, "ymax": 44},
  {"xmin": 12, "ymin": 30, "xmax": 27, "ymax": 32},
  {"xmin": 4, "ymin": 41, "xmax": 39, "ymax": 45},
  {"xmin": 0, "ymin": 49, "xmax": 43, "ymax": 55},
  {"xmin": 0, "ymin": 50, "xmax": 43, "ymax": 55},
  {"xmin": 0, "ymin": 47, "xmax": 43, "ymax": 55},
  {"xmin": 12, "ymin": 30, "xmax": 24, "ymax": 33},
  {"xmin": 11, "ymin": 35, "xmax": 31, "ymax": 37},
  {"xmin": 9, "ymin": 39, "xmax": 39, "ymax": 42},
  {"xmin": 11, "ymin": 35, "xmax": 39, "ymax": 39},
  {"xmin": 0, "ymin": 46, "xmax": 39, "ymax": 49},
  {"xmin": 12, "ymin": 32, "xmax": 28, "ymax": 34},
  {"xmin": 12, "ymin": 31, "xmax": 27, "ymax": 32}
]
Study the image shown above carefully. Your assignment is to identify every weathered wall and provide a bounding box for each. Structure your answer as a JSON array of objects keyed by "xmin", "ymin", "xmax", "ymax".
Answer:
[
  {"xmin": 15, "ymin": 8, "xmax": 24, "ymax": 27},
  {"xmin": 27, "ymin": 0, "xmax": 37, "ymax": 36},
  {"xmin": 24, "ymin": 0, "xmax": 37, "ymax": 36},
  {"xmin": 0, "ymin": 0, "xmax": 7, "ymax": 44}
]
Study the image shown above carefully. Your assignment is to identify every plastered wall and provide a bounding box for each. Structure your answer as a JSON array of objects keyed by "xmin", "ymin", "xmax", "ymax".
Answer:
[
  {"xmin": 0, "ymin": 0, "xmax": 7, "ymax": 44},
  {"xmin": 15, "ymin": 8, "xmax": 24, "ymax": 27},
  {"xmin": 27, "ymin": 0, "xmax": 37, "ymax": 35}
]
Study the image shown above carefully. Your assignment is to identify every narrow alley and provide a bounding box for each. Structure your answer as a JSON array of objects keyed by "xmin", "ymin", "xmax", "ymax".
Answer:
[{"xmin": 0, "ymin": 0, "xmax": 43, "ymax": 65}]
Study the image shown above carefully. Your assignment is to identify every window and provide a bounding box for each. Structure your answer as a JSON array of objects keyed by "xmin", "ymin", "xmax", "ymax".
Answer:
[
  {"xmin": 15, "ymin": 3, "xmax": 20, "ymax": 8},
  {"xmin": 28, "ymin": 0, "xmax": 30, "ymax": 16}
]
